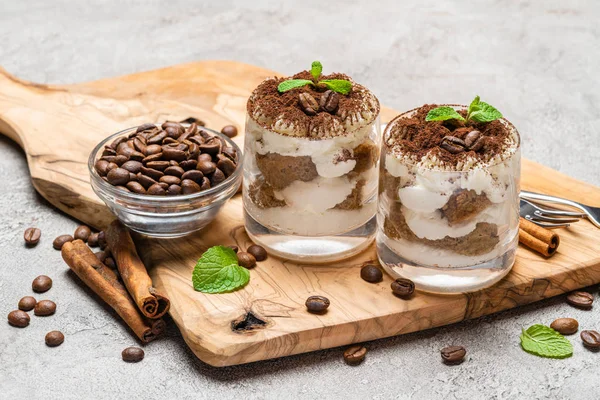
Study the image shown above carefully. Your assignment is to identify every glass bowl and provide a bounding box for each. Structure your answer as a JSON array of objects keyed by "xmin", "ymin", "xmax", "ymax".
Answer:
[{"xmin": 88, "ymin": 125, "xmax": 243, "ymax": 238}]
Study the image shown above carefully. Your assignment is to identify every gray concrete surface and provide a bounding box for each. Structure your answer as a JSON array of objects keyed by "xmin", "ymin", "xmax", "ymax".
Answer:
[{"xmin": 1, "ymin": 1, "xmax": 599, "ymax": 399}]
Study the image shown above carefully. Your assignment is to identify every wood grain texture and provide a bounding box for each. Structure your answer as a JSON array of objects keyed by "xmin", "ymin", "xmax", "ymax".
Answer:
[{"xmin": 1, "ymin": 61, "xmax": 599, "ymax": 366}]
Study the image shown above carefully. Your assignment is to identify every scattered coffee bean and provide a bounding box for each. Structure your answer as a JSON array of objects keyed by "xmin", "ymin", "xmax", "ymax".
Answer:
[
  {"xmin": 550, "ymin": 318, "xmax": 579, "ymax": 335},
  {"xmin": 343, "ymin": 345, "xmax": 367, "ymax": 366},
  {"xmin": 360, "ymin": 265, "xmax": 383, "ymax": 283},
  {"xmin": 8, "ymin": 310, "xmax": 30, "ymax": 327},
  {"xmin": 581, "ymin": 330, "xmax": 600, "ymax": 348},
  {"xmin": 298, "ymin": 93, "xmax": 319, "ymax": 115},
  {"xmin": 95, "ymin": 251, "xmax": 108, "ymax": 262},
  {"xmin": 441, "ymin": 345, "xmax": 466, "ymax": 365},
  {"xmin": 305, "ymin": 295, "xmax": 330, "ymax": 314},
  {"xmin": 221, "ymin": 125, "xmax": 238, "ymax": 138},
  {"xmin": 24, "ymin": 227, "xmax": 42, "ymax": 246},
  {"xmin": 32, "ymin": 275, "xmax": 52, "ymax": 293},
  {"xmin": 53, "ymin": 234, "xmax": 73, "ymax": 250},
  {"xmin": 74, "ymin": 225, "xmax": 92, "ymax": 241},
  {"xmin": 45, "ymin": 331, "xmax": 65, "ymax": 347},
  {"xmin": 440, "ymin": 136, "xmax": 467, "ymax": 154},
  {"xmin": 87, "ymin": 232, "xmax": 99, "ymax": 247},
  {"xmin": 463, "ymin": 130, "xmax": 482, "ymax": 147},
  {"xmin": 237, "ymin": 252, "xmax": 257, "ymax": 269},
  {"xmin": 566, "ymin": 291, "xmax": 593, "ymax": 309},
  {"xmin": 391, "ymin": 278, "xmax": 415, "ymax": 297},
  {"xmin": 228, "ymin": 245, "xmax": 239, "ymax": 253},
  {"xmin": 105, "ymin": 257, "xmax": 116, "ymax": 269},
  {"xmin": 469, "ymin": 136, "xmax": 486, "ymax": 152},
  {"xmin": 320, "ymin": 90, "xmax": 340, "ymax": 114},
  {"xmin": 247, "ymin": 245, "xmax": 267, "ymax": 261},
  {"xmin": 98, "ymin": 231, "xmax": 107, "ymax": 250},
  {"xmin": 122, "ymin": 346, "xmax": 145, "ymax": 362},
  {"xmin": 34, "ymin": 300, "xmax": 56, "ymax": 316},
  {"xmin": 18, "ymin": 296, "xmax": 37, "ymax": 311},
  {"xmin": 95, "ymin": 122, "xmax": 238, "ymax": 196}
]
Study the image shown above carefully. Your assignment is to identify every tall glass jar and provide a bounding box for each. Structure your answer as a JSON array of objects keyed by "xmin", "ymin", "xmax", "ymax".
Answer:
[
  {"xmin": 377, "ymin": 105, "xmax": 521, "ymax": 293},
  {"xmin": 243, "ymin": 84, "xmax": 381, "ymax": 262}
]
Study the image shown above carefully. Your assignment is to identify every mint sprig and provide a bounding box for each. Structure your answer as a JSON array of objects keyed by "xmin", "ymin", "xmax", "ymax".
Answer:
[
  {"xmin": 277, "ymin": 61, "xmax": 352, "ymax": 95},
  {"xmin": 425, "ymin": 95, "xmax": 503, "ymax": 124},
  {"xmin": 192, "ymin": 246, "xmax": 250, "ymax": 294},
  {"xmin": 520, "ymin": 324, "xmax": 573, "ymax": 359}
]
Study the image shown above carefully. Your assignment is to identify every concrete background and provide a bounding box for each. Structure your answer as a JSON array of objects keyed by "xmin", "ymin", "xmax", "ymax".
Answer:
[{"xmin": 1, "ymin": 1, "xmax": 599, "ymax": 399}]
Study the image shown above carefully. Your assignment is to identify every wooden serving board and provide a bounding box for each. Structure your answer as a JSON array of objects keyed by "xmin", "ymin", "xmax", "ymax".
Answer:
[{"xmin": 1, "ymin": 61, "xmax": 600, "ymax": 367}]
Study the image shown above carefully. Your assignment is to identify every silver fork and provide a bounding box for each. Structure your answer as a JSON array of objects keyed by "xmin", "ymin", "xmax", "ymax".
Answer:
[
  {"xmin": 520, "ymin": 190, "xmax": 600, "ymax": 229},
  {"xmin": 519, "ymin": 199, "xmax": 582, "ymax": 228}
]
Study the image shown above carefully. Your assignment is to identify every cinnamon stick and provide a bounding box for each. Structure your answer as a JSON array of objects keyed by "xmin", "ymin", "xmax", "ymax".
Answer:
[
  {"xmin": 106, "ymin": 220, "xmax": 170, "ymax": 319},
  {"xmin": 61, "ymin": 240, "xmax": 164, "ymax": 342},
  {"xmin": 519, "ymin": 217, "xmax": 560, "ymax": 257}
]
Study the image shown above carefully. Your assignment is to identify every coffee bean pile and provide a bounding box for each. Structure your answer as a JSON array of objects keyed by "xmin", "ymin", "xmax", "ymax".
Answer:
[{"xmin": 94, "ymin": 122, "xmax": 238, "ymax": 196}]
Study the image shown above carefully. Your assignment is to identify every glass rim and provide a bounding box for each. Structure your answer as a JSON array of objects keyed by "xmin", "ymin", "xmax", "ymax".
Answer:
[
  {"xmin": 383, "ymin": 104, "xmax": 521, "ymax": 170},
  {"xmin": 88, "ymin": 125, "xmax": 244, "ymax": 203}
]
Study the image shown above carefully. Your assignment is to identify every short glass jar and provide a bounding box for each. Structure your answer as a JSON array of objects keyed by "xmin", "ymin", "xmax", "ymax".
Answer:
[
  {"xmin": 243, "ymin": 115, "xmax": 381, "ymax": 263},
  {"xmin": 377, "ymin": 105, "xmax": 521, "ymax": 293},
  {"xmin": 89, "ymin": 126, "xmax": 242, "ymax": 238}
]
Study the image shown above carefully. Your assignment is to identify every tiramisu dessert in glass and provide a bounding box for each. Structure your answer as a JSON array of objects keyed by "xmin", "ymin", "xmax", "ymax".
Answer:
[
  {"xmin": 377, "ymin": 98, "xmax": 520, "ymax": 293},
  {"xmin": 243, "ymin": 61, "xmax": 381, "ymax": 262}
]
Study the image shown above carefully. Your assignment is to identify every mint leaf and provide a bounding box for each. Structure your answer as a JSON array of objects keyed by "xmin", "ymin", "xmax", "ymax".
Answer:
[
  {"xmin": 425, "ymin": 106, "xmax": 465, "ymax": 122},
  {"xmin": 466, "ymin": 95, "xmax": 481, "ymax": 121},
  {"xmin": 469, "ymin": 101, "xmax": 503, "ymax": 123},
  {"xmin": 192, "ymin": 246, "xmax": 250, "ymax": 294},
  {"xmin": 320, "ymin": 79, "xmax": 352, "ymax": 95},
  {"xmin": 278, "ymin": 79, "xmax": 314, "ymax": 93},
  {"xmin": 520, "ymin": 324, "xmax": 573, "ymax": 359},
  {"xmin": 310, "ymin": 61, "xmax": 322, "ymax": 81}
]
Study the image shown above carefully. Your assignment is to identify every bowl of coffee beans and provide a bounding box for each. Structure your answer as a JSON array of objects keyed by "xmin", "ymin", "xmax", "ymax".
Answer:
[{"xmin": 88, "ymin": 121, "xmax": 243, "ymax": 237}]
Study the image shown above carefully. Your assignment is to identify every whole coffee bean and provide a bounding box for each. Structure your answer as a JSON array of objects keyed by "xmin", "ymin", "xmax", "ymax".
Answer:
[
  {"xmin": 221, "ymin": 125, "xmax": 238, "ymax": 138},
  {"xmin": 147, "ymin": 130, "xmax": 167, "ymax": 145},
  {"xmin": 8, "ymin": 310, "xmax": 30, "ymax": 327},
  {"xmin": 305, "ymin": 295, "xmax": 330, "ymax": 314},
  {"xmin": 18, "ymin": 296, "xmax": 37, "ymax": 311},
  {"xmin": 580, "ymin": 330, "xmax": 600, "ymax": 348},
  {"xmin": 298, "ymin": 93, "xmax": 319, "ymax": 115},
  {"xmin": 210, "ymin": 168, "xmax": 226, "ymax": 186},
  {"xmin": 98, "ymin": 231, "xmax": 107, "ymax": 250},
  {"xmin": 159, "ymin": 175, "xmax": 181, "ymax": 186},
  {"xmin": 147, "ymin": 183, "xmax": 166, "ymax": 196},
  {"xmin": 53, "ymin": 234, "xmax": 73, "ymax": 250},
  {"xmin": 24, "ymin": 227, "xmax": 42, "ymax": 246},
  {"xmin": 34, "ymin": 300, "xmax": 56, "ymax": 316},
  {"xmin": 247, "ymin": 245, "xmax": 267, "ymax": 261},
  {"xmin": 121, "ymin": 160, "xmax": 143, "ymax": 173},
  {"xmin": 95, "ymin": 250, "xmax": 108, "ymax": 262},
  {"xmin": 45, "ymin": 331, "xmax": 65, "ymax": 347},
  {"xmin": 106, "ymin": 162, "xmax": 119, "ymax": 172},
  {"xmin": 87, "ymin": 232, "xmax": 99, "ymax": 247},
  {"xmin": 197, "ymin": 160, "xmax": 217, "ymax": 175},
  {"xmin": 179, "ymin": 159, "xmax": 198, "ymax": 171},
  {"xmin": 140, "ymin": 166, "xmax": 164, "ymax": 181},
  {"xmin": 198, "ymin": 139, "xmax": 221, "ymax": 155},
  {"xmin": 391, "ymin": 278, "xmax": 415, "ymax": 297},
  {"xmin": 126, "ymin": 181, "xmax": 146, "ymax": 194},
  {"xmin": 167, "ymin": 184, "xmax": 182, "ymax": 195},
  {"xmin": 198, "ymin": 153, "xmax": 212, "ymax": 163},
  {"xmin": 440, "ymin": 136, "xmax": 467, "ymax": 154},
  {"xmin": 137, "ymin": 174, "xmax": 157, "ymax": 189},
  {"xmin": 112, "ymin": 155, "xmax": 129, "ymax": 166},
  {"xmin": 319, "ymin": 90, "xmax": 340, "ymax": 113},
  {"xmin": 146, "ymin": 161, "xmax": 170, "ymax": 171},
  {"xmin": 157, "ymin": 182, "xmax": 169, "ymax": 190},
  {"xmin": 222, "ymin": 146, "xmax": 237, "ymax": 161},
  {"xmin": 360, "ymin": 265, "xmax": 383, "ymax": 283},
  {"xmin": 164, "ymin": 165, "xmax": 185, "ymax": 177},
  {"xmin": 237, "ymin": 252, "xmax": 256, "ymax": 269},
  {"xmin": 104, "ymin": 257, "xmax": 116, "ymax": 269},
  {"xmin": 181, "ymin": 170, "xmax": 204, "ymax": 183},
  {"xmin": 200, "ymin": 177, "xmax": 211, "ymax": 191},
  {"xmin": 441, "ymin": 345, "xmax": 466, "ymax": 364},
  {"xmin": 464, "ymin": 130, "xmax": 482, "ymax": 148},
  {"xmin": 162, "ymin": 147, "xmax": 187, "ymax": 162},
  {"xmin": 470, "ymin": 137, "xmax": 486, "ymax": 152},
  {"xmin": 145, "ymin": 144, "xmax": 162, "ymax": 155},
  {"xmin": 94, "ymin": 159, "xmax": 110, "ymax": 176},
  {"xmin": 343, "ymin": 345, "xmax": 367, "ymax": 366},
  {"xmin": 181, "ymin": 179, "xmax": 201, "ymax": 194},
  {"xmin": 566, "ymin": 291, "xmax": 594, "ymax": 309},
  {"xmin": 136, "ymin": 123, "xmax": 156, "ymax": 133},
  {"xmin": 550, "ymin": 318, "xmax": 579, "ymax": 335},
  {"xmin": 142, "ymin": 152, "xmax": 163, "ymax": 164},
  {"xmin": 122, "ymin": 346, "xmax": 145, "ymax": 362},
  {"xmin": 32, "ymin": 275, "xmax": 52, "ymax": 293},
  {"xmin": 74, "ymin": 225, "xmax": 92, "ymax": 241},
  {"xmin": 109, "ymin": 135, "xmax": 128, "ymax": 150},
  {"xmin": 217, "ymin": 156, "xmax": 237, "ymax": 177},
  {"xmin": 107, "ymin": 168, "xmax": 130, "ymax": 186}
]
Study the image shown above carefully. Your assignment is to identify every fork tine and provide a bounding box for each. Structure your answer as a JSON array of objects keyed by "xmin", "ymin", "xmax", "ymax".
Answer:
[
  {"xmin": 529, "ymin": 214, "xmax": 581, "ymax": 224},
  {"xmin": 525, "ymin": 217, "xmax": 570, "ymax": 229},
  {"xmin": 521, "ymin": 198, "xmax": 586, "ymax": 218}
]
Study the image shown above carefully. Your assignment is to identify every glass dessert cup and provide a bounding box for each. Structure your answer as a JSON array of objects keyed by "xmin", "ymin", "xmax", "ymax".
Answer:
[
  {"xmin": 89, "ymin": 126, "xmax": 243, "ymax": 238},
  {"xmin": 377, "ymin": 105, "xmax": 521, "ymax": 293},
  {"xmin": 243, "ymin": 115, "xmax": 381, "ymax": 263}
]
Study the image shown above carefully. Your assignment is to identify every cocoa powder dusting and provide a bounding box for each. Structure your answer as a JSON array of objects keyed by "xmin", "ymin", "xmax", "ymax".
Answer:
[
  {"xmin": 247, "ymin": 70, "xmax": 379, "ymax": 138},
  {"xmin": 386, "ymin": 104, "xmax": 516, "ymax": 167}
]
